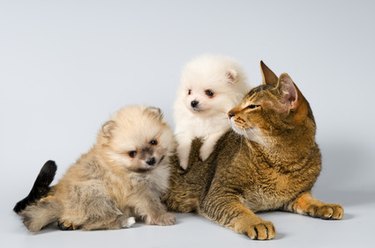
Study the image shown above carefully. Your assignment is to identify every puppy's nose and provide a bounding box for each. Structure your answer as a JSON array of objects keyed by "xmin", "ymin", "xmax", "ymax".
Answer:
[
  {"xmin": 146, "ymin": 157, "xmax": 156, "ymax": 166},
  {"xmin": 228, "ymin": 111, "xmax": 236, "ymax": 118},
  {"xmin": 191, "ymin": 100, "xmax": 199, "ymax": 108}
]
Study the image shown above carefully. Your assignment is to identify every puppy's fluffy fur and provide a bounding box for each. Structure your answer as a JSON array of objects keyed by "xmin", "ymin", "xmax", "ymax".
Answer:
[
  {"xmin": 20, "ymin": 106, "xmax": 176, "ymax": 232},
  {"xmin": 174, "ymin": 55, "xmax": 249, "ymax": 169}
]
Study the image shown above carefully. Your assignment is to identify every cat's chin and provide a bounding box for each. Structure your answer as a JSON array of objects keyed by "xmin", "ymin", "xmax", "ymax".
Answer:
[
  {"xmin": 230, "ymin": 122, "xmax": 246, "ymax": 136},
  {"xmin": 230, "ymin": 120, "xmax": 267, "ymax": 147}
]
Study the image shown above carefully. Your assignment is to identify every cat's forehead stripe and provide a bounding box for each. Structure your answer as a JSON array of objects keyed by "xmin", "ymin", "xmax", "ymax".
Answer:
[{"xmin": 246, "ymin": 85, "xmax": 273, "ymax": 97}]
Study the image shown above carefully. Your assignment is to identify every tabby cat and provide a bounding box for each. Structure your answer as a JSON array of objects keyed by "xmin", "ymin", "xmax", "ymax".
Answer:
[{"xmin": 164, "ymin": 61, "xmax": 344, "ymax": 240}]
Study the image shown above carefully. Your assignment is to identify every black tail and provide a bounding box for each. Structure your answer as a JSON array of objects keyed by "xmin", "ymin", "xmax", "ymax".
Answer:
[{"xmin": 13, "ymin": 160, "xmax": 57, "ymax": 213}]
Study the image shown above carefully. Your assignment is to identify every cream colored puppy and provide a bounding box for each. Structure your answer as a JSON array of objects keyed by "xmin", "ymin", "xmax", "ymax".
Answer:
[
  {"xmin": 174, "ymin": 55, "xmax": 249, "ymax": 169},
  {"xmin": 20, "ymin": 106, "xmax": 176, "ymax": 232}
]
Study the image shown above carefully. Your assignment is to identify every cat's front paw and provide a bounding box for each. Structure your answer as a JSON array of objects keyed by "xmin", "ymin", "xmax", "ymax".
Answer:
[
  {"xmin": 246, "ymin": 221, "xmax": 276, "ymax": 240},
  {"xmin": 307, "ymin": 204, "xmax": 344, "ymax": 220}
]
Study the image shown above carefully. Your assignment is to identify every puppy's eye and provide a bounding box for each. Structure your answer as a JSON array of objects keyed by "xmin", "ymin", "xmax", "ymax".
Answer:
[
  {"xmin": 128, "ymin": 151, "xmax": 137, "ymax": 158},
  {"xmin": 188, "ymin": 89, "xmax": 192, "ymax": 95},
  {"xmin": 247, "ymin": 104, "xmax": 260, "ymax": 109},
  {"xmin": 205, "ymin": 89, "xmax": 214, "ymax": 97},
  {"xmin": 150, "ymin": 139, "xmax": 158, "ymax": 145}
]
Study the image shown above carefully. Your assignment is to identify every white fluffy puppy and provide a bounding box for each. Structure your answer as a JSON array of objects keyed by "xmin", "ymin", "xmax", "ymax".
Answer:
[{"xmin": 174, "ymin": 55, "xmax": 249, "ymax": 170}]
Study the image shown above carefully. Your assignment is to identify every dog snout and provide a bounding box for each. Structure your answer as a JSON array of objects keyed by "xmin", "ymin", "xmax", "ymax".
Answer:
[
  {"xmin": 146, "ymin": 157, "xmax": 156, "ymax": 166},
  {"xmin": 191, "ymin": 100, "xmax": 199, "ymax": 108}
]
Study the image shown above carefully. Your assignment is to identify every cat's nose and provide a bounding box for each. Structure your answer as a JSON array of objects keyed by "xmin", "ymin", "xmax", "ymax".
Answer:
[
  {"xmin": 228, "ymin": 111, "xmax": 236, "ymax": 118},
  {"xmin": 191, "ymin": 100, "xmax": 199, "ymax": 108},
  {"xmin": 146, "ymin": 157, "xmax": 156, "ymax": 166}
]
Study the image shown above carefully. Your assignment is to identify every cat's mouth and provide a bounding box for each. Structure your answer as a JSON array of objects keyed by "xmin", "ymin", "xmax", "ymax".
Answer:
[
  {"xmin": 230, "ymin": 117, "xmax": 248, "ymax": 131},
  {"xmin": 230, "ymin": 118, "xmax": 245, "ymax": 135}
]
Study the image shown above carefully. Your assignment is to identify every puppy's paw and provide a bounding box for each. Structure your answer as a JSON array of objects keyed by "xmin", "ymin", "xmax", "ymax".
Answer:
[
  {"xmin": 22, "ymin": 217, "xmax": 42, "ymax": 232},
  {"xmin": 146, "ymin": 212, "xmax": 176, "ymax": 226},
  {"xmin": 120, "ymin": 216, "xmax": 136, "ymax": 228},
  {"xmin": 179, "ymin": 158, "xmax": 188, "ymax": 170},
  {"xmin": 307, "ymin": 204, "xmax": 344, "ymax": 220},
  {"xmin": 246, "ymin": 221, "xmax": 275, "ymax": 240},
  {"xmin": 58, "ymin": 221, "xmax": 79, "ymax": 231},
  {"xmin": 157, "ymin": 212, "xmax": 176, "ymax": 226},
  {"xmin": 199, "ymin": 142, "xmax": 214, "ymax": 161}
]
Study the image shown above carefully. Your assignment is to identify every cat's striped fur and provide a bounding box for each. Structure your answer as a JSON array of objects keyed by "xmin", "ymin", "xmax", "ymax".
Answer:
[{"xmin": 164, "ymin": 62, "xmax": 343, "ymax": 240}]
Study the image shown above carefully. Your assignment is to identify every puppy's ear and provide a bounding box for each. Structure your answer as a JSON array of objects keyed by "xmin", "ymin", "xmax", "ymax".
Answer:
[
  {"xmin": 260, "ymin": 61, "xmax": 278, "ymax": 86},
  {"xmin": 226, "ymin": 69, "xmax": 238, "ymax": 84},
  {"xmin": 101, "ymin": 120, "xmax": 116, "ymax": 140},
  {"xmin": 145, "ymin": 106, "xmax": 164, "ymax": 120}
]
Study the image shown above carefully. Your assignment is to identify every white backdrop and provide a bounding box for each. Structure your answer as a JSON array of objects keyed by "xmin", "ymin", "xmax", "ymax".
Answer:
[{"xmin": 1, "ymin": 1, "xmax": 374, "ymax": 247}]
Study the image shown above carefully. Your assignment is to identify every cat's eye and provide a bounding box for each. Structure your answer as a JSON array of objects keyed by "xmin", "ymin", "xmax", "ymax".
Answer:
[
  {"xmin": 205, "ymin": 89, "xmax": 214, "ymax": 97},
  {"xmin": 247, "ymin": 104, "xmax": 260, "ymax": 109},
  {"xmin": 188, "ymin": 89, "xmax": 192, "ymax": 95},
  {"xmin": 128, "ymin": 151, "xmax": 137, "ymax": 158},
  {"xmin": 150, "ymin": 139, "xmax": 158, "ymax": 145}
]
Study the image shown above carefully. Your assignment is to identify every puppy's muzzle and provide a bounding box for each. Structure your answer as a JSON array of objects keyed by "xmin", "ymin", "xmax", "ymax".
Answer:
[
  {"xmin": 191, "ymin": 100, "xmax": 199, "ymax": 108},
  {"xmin": 146, "ymin": 157, "xmax": 156, "ymax": 166}
]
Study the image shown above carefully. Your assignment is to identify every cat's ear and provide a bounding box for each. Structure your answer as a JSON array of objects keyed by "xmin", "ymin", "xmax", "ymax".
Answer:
[
  {"xmin": 145, "ymin": 106, "xmax": 164, "ymax": 120},
  {"xmin": 278, "ymin": 73, "xmax": 299, "ymax": 110},
  {"xmin": 260, "ymin": 61, "xmax": 278, "ymax": 86},
  {"xmin": 101, "ymin": 120, "xmax": 116, "ymax": 140},
  {"xmin": 278, "ymin": 73, "xmax": 309, "ymax": 124},
  {"xmin": 226, "ymin": 69, "xmax": 238, "ymax": 84}
]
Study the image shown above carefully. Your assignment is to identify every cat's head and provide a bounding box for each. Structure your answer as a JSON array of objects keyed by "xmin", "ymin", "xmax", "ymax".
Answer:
[{"xmin": 228, "ymin": 61, "xmax": 315, "ymax": 145}]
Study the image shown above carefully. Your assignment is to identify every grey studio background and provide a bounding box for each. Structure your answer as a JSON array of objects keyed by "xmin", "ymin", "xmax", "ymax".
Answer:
[{"xmin": 1, "ymin": 1, "xmax": 374, "ymax": 247}]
